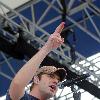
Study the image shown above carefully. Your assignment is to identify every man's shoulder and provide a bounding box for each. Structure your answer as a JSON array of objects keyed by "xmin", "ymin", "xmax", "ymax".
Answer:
[{"xmin": 21, "ymin": 92, "xmax": 39, "ymax": 100}]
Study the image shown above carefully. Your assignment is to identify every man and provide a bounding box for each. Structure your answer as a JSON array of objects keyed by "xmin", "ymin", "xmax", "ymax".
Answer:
[{"xmin": 6, "ymin": 22, "xmax": 67, "ymax": 100}]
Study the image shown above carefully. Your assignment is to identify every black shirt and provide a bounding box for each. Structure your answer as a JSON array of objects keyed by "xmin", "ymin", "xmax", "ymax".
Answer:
[{"xmin": 6, "ymin": 92, "xmax": 39, "ymax": 100}]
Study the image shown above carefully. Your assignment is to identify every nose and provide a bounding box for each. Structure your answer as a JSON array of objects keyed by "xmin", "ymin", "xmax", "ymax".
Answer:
[
  {"xmin": 49, "ymin": 73, "xmax": 60, "ymax": 85},
  {"xmin": 52, "ymin": 78, "xmax": 59, "ymax": 85}
]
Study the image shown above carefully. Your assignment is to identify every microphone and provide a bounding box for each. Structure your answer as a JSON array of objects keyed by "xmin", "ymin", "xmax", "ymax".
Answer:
[{"xmin": 58, "ymin": 73, "xmax": 90, "ymax": 89}]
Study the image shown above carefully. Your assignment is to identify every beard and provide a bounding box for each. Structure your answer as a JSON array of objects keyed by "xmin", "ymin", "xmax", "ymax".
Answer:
[{"xmin": 39, "ymin": 86, "xmax": 56, "ymax": 99}]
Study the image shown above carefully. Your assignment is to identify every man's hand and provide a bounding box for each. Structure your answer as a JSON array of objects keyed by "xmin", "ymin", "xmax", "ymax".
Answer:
[{"xmin": 45, "ymin": 22, "xmax": 65, "ymax": 50}]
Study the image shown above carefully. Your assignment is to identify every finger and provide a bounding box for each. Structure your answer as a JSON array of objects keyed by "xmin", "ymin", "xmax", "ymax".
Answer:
[
  {"xmin": 61, "ymin": 38, "xmax": 64, "ymax": 43},
  {"xmin": 55, "ymin": 22, "xmax": 65, "ymax": 33},
  {"xmin": 52, "ymin": 33, "xmax": 62, "ymax": 38},
  {"xmin": 55, "ymin": 37, "xmax": 64, "ymax": 43},
  {"xmin": 56, "ymin": 38, "xmax": 64, "ymax": 44}
]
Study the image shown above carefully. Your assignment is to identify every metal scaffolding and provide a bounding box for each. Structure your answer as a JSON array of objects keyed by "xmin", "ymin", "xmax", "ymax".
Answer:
[{"xmin": 0, "ymin": 0, "xmax": 100, "ymax": 99}]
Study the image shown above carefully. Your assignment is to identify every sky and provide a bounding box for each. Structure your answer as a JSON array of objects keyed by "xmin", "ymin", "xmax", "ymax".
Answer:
[
  {"xmin": 0, "ymin": 0, "xmax": 29, "ymax": 9},
  {"xmin": 0, "ymin": 0, "xmax": 30, "ymax": 14}
]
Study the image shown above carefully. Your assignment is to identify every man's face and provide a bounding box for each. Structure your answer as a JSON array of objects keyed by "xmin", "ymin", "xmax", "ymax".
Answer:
[{"xmin": 38, "ymin": 73, "xmax": 60, "ymax": 98}]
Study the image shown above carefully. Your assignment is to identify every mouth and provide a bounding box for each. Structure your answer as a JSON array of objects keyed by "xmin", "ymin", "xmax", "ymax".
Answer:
[{"xmin": 49, "ymin": 85, "xmax": 56, "ymax": 92}]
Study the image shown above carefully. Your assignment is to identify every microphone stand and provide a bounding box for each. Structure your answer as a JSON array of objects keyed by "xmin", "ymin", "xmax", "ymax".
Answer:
[
  {"xmin": 71, "ymin": 85, "xmax": 81, "ymax": 100},
  {"xmin": 58, "ymin": 74, "xmax": 90, "ymax": 100},
  {"xmin": 58, "ymin": 73, "xmax": 90, "ymax": 89}
]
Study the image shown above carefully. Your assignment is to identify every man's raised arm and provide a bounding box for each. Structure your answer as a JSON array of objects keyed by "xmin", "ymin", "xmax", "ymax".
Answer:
[{"xmin": 8, "ymin": 22, "xmax": 65, "ymax": 100}]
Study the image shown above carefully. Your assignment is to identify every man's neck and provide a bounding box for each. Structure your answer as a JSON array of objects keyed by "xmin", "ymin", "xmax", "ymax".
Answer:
[{"xmin": 30, "ymin": 87, "xmax": 47, "ymax": 100}]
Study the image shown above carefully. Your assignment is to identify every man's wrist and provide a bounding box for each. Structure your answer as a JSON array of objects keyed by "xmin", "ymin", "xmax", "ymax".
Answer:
[{"xmin": 42, "ymin": 43, "xmax": 52, "ymax": 53}]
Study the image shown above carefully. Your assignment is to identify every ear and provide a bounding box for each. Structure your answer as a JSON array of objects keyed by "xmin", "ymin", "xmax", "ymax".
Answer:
[{"xmin": 33, "ymin": 76, "xmax": 40, "ymax": 84}]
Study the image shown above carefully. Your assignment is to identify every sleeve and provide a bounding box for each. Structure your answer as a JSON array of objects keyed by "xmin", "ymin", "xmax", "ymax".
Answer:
[
  {"xmin": 6, "ymin": 91, "xmax": 27, "ymax": 100},
  {"xmin": 20, "ymin": 92, "xmax": 29, "ymax": 100},
  {"xmin": 6, "ymin": 91, "xmax": 12, "ymax": 100}
]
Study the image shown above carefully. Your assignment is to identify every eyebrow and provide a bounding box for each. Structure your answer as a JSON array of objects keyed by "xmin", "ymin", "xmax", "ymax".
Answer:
[{"xmin": 49, "ymin": 73, "xmax": 60, "ymax": 81}]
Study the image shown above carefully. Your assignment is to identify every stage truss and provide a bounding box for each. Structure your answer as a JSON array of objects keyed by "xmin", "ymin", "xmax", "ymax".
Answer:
[{"xmin": 0, "ymin": 0, "xmax": 100, "ymax": 99}]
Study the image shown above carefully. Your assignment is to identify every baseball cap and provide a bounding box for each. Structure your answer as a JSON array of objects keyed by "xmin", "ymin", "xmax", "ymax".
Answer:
[{"xmin": 35, "ymin": 66, "xmax": 67, "ymax": 82}]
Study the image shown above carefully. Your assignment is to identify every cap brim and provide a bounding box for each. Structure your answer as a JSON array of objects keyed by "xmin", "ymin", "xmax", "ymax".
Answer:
[{"xmin": 54, "ymin": 68, "xmax": 66, "ymax": 81}]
